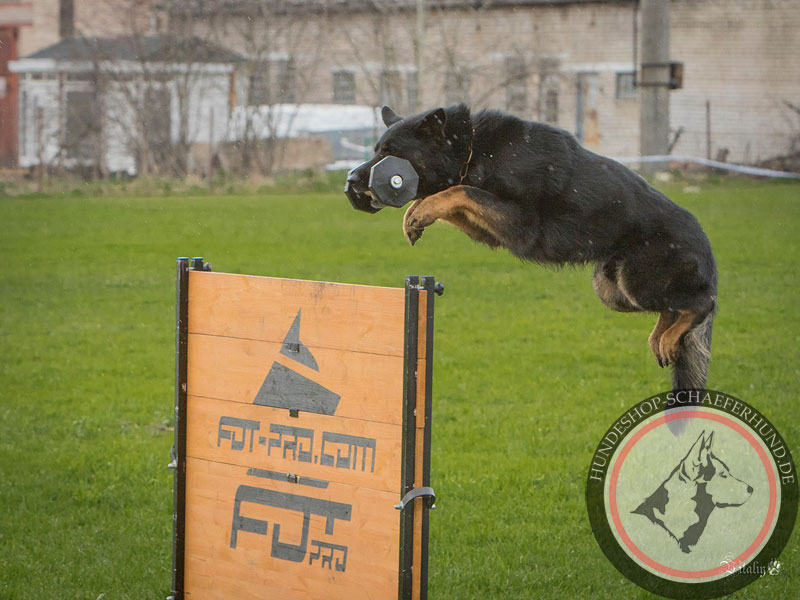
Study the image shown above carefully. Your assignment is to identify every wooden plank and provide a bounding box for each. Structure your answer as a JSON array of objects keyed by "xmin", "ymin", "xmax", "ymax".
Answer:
[
  {"xmin": 186, "ymin": 395, "xmax": 403, "ymax": 494},
  {"xmin": 187, "ymin": 332, "xmax": 404, "ymax": 426},
  {"xmin": 187, "ymin": 271, "xmax": 406, "ymax": 357},
  {"xmin": 184, "ymin": 458, "xmax": 400, "ymax": 600}
]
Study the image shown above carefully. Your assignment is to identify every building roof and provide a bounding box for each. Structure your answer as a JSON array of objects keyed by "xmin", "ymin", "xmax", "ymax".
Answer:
[{"xmin": 26, "ymin": 35, "xmax": 244, "ymax": 64}]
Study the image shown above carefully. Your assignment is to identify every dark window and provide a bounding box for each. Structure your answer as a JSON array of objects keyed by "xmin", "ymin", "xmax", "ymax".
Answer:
[
  {"xmin": 20, "ymin": 90, "xmax": 27, "ymax": 156},
  {"xmin": 444, "ymin": 68, "xmax": 470, "ymax": 106},
  {"xmin": 65, "ymin": 90, "xmax": 94, "ymax": 160},
  {"xmin": 144, "ymin": 87, "xmax": 171, "ymax": 154},
  {"xmin": 616, "ymin": 72, "xmax": 637, "ymax": 99},
  {"xmin": 406, "ymin": 71, "xmax": 418, "ymax": 113},
  {"xmin": 277, "ymin": 57, "xmax": 296, "ymax": 103},
  {"xmin": 544, "ymin": 89, "xmax": 559, "ymax": 124},
  {"xmin": 333, "ymin": 70, "xmax": 355, "ymax": 104},
  {"xmin": 505, "ymin": 56, "xmax": 527, "ymax": 114},
  {"xmin": 248, "ymin": 61, "xmax": 270, "ymax": 106},
  {"xmin": 248, "ymin": 58, "xmax": 296, "ymax": 106},
  {"xmin": 380, "ymin": 69, "xmax": 402, "ymax": 109}
]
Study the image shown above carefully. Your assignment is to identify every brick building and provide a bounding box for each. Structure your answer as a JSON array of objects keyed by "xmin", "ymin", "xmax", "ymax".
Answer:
[
  {"xmin": 166, "ymin": 0, "xmax": 800, "ymax": 164},
  {"xmin": 5, "ymin": 0, "xmax": 800, "ymax": 170}
]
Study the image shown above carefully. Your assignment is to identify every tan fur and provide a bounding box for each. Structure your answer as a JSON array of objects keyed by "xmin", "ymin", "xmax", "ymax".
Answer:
[
  {"xmin": 658, "ymin": 310, "xmax": 697, "ymax": 365},
  {"xmin": 649, "ymin": 310, "xmax": 679, "ymax": 366},
  {"xmin": 403, "ymin": 186, "xmax": 507, "ymax": 246}
]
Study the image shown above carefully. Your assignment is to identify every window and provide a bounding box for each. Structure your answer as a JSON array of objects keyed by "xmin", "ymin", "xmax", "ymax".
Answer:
[
  {"xmin": 540, "ymin": 73, "xmax": 560, "ymax": 124},
  {"xmin": 544, "ymin": 89, "xmax": 559, "ymax": 124},
  {"xmin": 65, "ymin": 90, "xmax": 95, "ymax": 160},
  {"xmin": 277, "ymin": 58, "xmax": 296, "ymax": 103},
  {"xmin": 444, "ymin": 67, "xmax": 470, "ymax": 106},
  {"xmin": 380, "ymin": 69, "xmax": 402, "ymax": 109},
  {"xmin": 143, "ymin": 87, "xmax": 171, "ymax": 160},
  {"xmin": 616, "ymin": 72, "xmax": 637, "ymax": 99},
  {"xmin": 333, "ymin": 70, "xmax": 355, "ymax": 104},
  {"xmin": 406, "ymin": 71, "xmax": 418, "ymax": 113},
  {"xmin": 20, "ymin": 90, "xmax": 27, "ymax": 156},
  {"xmin": 505, "ymin": 56, "xmax": 527, "ymax": 114},
  {"xmin": 248, "ymin": 57, "xmax": 296, "ymax": 106},
  {"xmin": 248, "ymin": 62, "xmax": 270, "ymax": 106}
]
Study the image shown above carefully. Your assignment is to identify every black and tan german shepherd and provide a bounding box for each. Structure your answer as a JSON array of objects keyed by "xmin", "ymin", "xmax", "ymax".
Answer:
[{"xmin": 344, "ymin": 104, "xmax": 717, "ymax": 391}]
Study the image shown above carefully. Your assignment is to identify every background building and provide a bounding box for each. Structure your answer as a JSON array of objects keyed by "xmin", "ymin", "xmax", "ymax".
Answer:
[{"xmin": 4, "ymin": 0, "xmax": 799, "ymax": 174}]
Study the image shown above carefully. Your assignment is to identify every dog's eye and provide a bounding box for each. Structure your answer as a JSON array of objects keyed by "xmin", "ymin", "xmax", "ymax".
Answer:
[{"xmin": 720, "ymin": 472, "xmax": 727, "ymax": 478}]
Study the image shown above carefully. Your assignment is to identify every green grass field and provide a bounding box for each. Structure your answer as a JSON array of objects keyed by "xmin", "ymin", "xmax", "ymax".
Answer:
[{"xmin": 1, "ymin": 178, "xmax": 799, "ymax": 599}]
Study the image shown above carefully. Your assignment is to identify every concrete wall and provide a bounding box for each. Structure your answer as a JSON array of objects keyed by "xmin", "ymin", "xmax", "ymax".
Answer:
[
  {"xmin": 184, "ymin": 0, "xmax": 799, "ymax": 162},
  {"xmin": 670, "ymin": 0, "xmax": 800, "ymax": 163}
]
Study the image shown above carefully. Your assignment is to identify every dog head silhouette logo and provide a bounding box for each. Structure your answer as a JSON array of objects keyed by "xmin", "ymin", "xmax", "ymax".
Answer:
[{"xmin": 632, "ymin": 431, "xmax": 753, "ymax": 554}]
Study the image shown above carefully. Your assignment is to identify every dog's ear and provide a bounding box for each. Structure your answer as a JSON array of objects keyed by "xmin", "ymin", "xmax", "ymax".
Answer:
[
  {"xmin": 699, "ymin": 432, "xmax": 714, "ymax": 464},
  {"xmin": 691, "ymin": 431, "xmax": 714, "ymax": 468},
  {"xmin": 419, "ymin": 107, "xmax": 447, "ymax": 137},
  {"xmin": 680, "ymin": 431, "xmax": 707, "ymax": 480},
  {"xmin": 382, "ymin": 106, "xmax": 403, "ymax": 127}
]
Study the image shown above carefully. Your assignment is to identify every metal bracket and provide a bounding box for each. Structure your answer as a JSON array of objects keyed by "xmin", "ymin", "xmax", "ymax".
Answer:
[
  {"xmin": 412, "ymin": 281, "xmax": 445, "ymax": 296},
  {"xmin": 190, "ymin": 257, "xmax": 212, "ymax": 271},
  {"xmin": 394, "ymin": 486, "xmax": 436, "ymax": 511}
]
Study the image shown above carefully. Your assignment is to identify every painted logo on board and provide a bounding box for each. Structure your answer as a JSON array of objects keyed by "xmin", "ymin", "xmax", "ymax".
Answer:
[
  {"xmin": 216, "ymin": 310, "xmax": 379, "ymax": 574},
  {"xmin": 586, "ymin": 391, "xmax": 797, "ymax": 598}
]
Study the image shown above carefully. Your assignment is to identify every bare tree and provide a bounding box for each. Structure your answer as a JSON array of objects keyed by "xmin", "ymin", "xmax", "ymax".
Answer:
[{"xmin": 176, "ymin": 0, "xmax": 330, "ymax": 176}]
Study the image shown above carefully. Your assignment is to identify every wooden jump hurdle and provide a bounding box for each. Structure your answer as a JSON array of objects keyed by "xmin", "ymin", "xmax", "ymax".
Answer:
[{"xmin": 168, "ymin": 258, "xmax": 440, "ymax": 600}]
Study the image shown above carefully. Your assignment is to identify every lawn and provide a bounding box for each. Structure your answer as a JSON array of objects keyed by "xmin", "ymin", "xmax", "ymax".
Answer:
[{"xmin": 1, "ymin": 178, "xmax": 798, "ymax": 599}]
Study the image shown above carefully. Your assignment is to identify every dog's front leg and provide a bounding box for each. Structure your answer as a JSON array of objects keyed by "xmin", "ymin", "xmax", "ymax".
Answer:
[{"xmin": 403, "ymin": 185, "xmax": 514, "ymax": 247}]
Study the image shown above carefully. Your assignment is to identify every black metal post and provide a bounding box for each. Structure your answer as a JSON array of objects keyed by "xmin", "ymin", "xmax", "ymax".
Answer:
[
  {"xmin": 170, "ymin": 258, "xmax": 190, "ymax": 600},
  {"xmin": 418, "ymin": 276, "xmax": 437, "ymax": 599},
  {"xmin": 399, "ymin": 276, "xmax": 420, "ymax": 600}
]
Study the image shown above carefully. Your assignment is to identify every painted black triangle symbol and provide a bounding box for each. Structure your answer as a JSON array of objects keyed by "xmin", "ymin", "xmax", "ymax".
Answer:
[
  {"xmin": 253, "ymin": 309, "xmax": 340, "ymax": 415},
  {"xmin": 279, "ymin": 310, "xmax": 319, "ymax": 371}
]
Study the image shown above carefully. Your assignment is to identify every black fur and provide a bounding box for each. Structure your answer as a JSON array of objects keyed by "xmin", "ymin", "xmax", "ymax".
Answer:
[{"xmin": 345, "ymin": 105, "xmax": 718, "ymax": 390}]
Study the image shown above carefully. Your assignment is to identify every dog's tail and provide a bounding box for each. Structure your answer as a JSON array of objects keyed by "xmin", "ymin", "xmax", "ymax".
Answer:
[{"xmin": 672, "ymin": 311, "xmax": 714, "ymax": 391}]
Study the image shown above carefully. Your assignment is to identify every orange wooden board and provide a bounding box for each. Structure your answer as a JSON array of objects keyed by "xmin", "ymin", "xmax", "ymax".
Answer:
[
  {"xmin": 187, "ymin": 271, "xmax": 406, "ymax": 357},
  {"xmin": 182, "ymin": 272, "xmax": 412, "ymax": 599},
  {"xmin": 184, "ymin": 458, "xmax": 400, "ymax": 600}
]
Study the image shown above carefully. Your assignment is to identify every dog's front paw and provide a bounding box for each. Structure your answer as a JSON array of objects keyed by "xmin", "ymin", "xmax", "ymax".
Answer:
[
  {"xmin": 403, "ymin": 200, "xmax": 428, "ymax": 246},
  {"xmin": 404, "ymin": 214, "xmax": 426, "ymax": 245}
]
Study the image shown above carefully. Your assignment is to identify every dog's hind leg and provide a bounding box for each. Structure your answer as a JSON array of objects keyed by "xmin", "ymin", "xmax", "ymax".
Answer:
[
  {"xmin": 403, "ymin": 185, "xmax": 521, "ymax": 247},
  {"xmin": 650, "ymin": 310, "xmax": 679, "ymax": 367},
  {"xmin": 592, "ymin": 261, "xmax": 643, "ymax": 313},
  {"xmin": 657, "ymin": 309, "xmax": 700, "ymax": 367}
]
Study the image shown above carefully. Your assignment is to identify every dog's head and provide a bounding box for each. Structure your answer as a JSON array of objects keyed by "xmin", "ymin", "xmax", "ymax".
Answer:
[
  {"xmin": 684, "ymin": 431, "xmax": 753, "ymax": 507},
  {"xmin": 345, "ymin": 104, "xmax": 473, "ymax": 213}
]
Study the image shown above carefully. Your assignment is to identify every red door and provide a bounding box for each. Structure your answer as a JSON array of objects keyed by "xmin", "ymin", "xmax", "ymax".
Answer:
[{"xmin": 0, "ymin": 26, "xmax": 19, "ymax": 167}]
